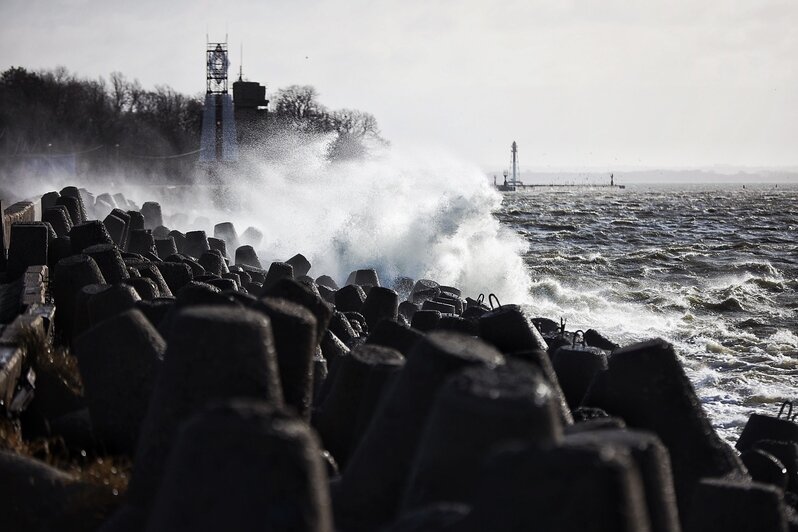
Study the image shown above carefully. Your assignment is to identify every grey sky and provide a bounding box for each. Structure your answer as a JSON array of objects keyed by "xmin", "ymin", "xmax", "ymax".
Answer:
[{"xmin": 1, "ymin": 0, "xmax": 796, "ymax": 169}]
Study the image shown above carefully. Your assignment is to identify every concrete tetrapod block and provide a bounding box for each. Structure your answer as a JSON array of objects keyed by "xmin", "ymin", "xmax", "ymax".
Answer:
[
  {"xmin": 422, "ymin": 299, "xmax": 455, "ymax": 314},
  {"xmin": 146, "ymin": 400, "xmax": 333, "ymax": 532},
  {"xmin": 551, "ymin": 345, "xmax": 609, "ymax": 410},
  {"xmin": 103, "ymin": 211, "xmax": 128, "ymax": 247},
  {"xmin": 411, "ymin": 279, "xmax": 440, "ymax": 304},
  {"xmin": 317, "ymin": 330, "xmax": 351, "ymax": 397},
  {"xmin": 86, "ymin": 284, "xmax": 141, "ymax": 327},
  {"xmin": 127, "ymin": 229, "xmax": 156, "ymax": 256},
  {"xmin": 126, "ymin": 210, "xmax": 144, "ymax": 232},
  {"xmin": 135, "ymin": 298, "xmax": 176, "ymax": 329},
  {"xmin": 411, "ymin": 310, "xmax": 441, "ymax": 332},
  {"xmin": 73, "ymin": 283, "xmax": 110, "ymax": 339},
  {"xmin": 167, "ymin": 230, "xmax": 186, "ymax": 254},
  {"xmin": 125, "ymin": 305, "xmax": 285, "ymax": 512},
  {"xmin": 345, "ymin": 268, "xmax": 380, "ymax": 287},
  {"xmin": 42, "ymin": 206, "xmax": 73, "ymax": 237},
  {"xmin": 234, "ymin": 245, "xmax": 262, "ymax": 269},
  {"xmin": 316, "ymin": 275, "xmax": 339, "ymax": 290},
  {"xmin": 154, "ymin": 237, "xmax": 178, "ymax": 259},
  {"xmin": 262, "ymin": 261, "xmax": 294, "ymax": 291},
  {"xmin": 366, "ymin": 319, "xmax": 424, "ymax": 356},
  {"xmin": 402, "ymin": 363, "xmax": 563, "ymax": 512},
  {"xmin": 207, "ymin": 236, "xmax": 227, "ymax": 259},
  {"xmin": 345, "ymin": 312, "xmax": 367, "ymax": 336},
  {"xmin": 737, "ymin": 412, "xmax": 798, "ymax": 454},
  {"xmin": 752, "ymin": 440, "xmax": 798, "ymax": 494},
  {"xmin": 459, "ymin": 443, "xmax": 651, "ymax": 532},
  {"xmin": 140, "ymin": 202, "xmax": 163, "ymax": 230},
  {"xmin": 685, "ymin": 478, "xmax": 788, "ymax": 532},
  {"xmin": 229, "ymin": 266, "xmax": 251, "ymax": 284},
  {"xmin": 74, "ymin": 309, "xmax": 165, "ymax": 454},
  {"xmin": 329, "ymin": 310, "xmax": 358, "ymax": 344},
  {"xmin": 360, "ymin": 286, "xmax": 399, "ymax": 330},
  {"xmin": 581, "ymin": 339, "xmax": 747, "ymax": 526},
  {"xmin": 213, "ymin": 221, "xmax": 240, "ymax": 252},
  {"xmin": 133, "ymin": 264, "xmax": 173, "ymax": 297},
  {"xmin": 7, "ymin": 222, "xmax": 49, "ymax": 279},
  {"xmin": 254, "ymin": 297, "xmax": 318, "ymax": 420},
  {"xmin": 436, "ymin": 316, "xmax": 478, "ymax": 335},
  {"xmin": 507, "ymin": 349, "xmax": 574, "ymax": 425},
  {"xmin": 182, "ymin": 230, "xmax": 210, "ymax": 259},
  {"xmin": 60, "ymin": 186, "xmax": 88, "ymax": 221},
  {"xmin": 263, "ymin": 278, "xmax": 334, "ymax": 346},
  {"xmin": 53, "ymin": 254, "xmax": 106, "ymax": 341},
  {"xmin": 198, "ymin": 251, "xmax": 228, "ymax": 276},
  {"xmin": 153, "ymin": 261, "xmax": 192, "ymax": 294},
  {"xmin": 398, "ymin": 301, "xmax": 420, "ymax": 321},
  {"xmin": 55, "ymin": 195, "xmax": 84, "ymax": 226},
  {"xmin": 207, "ymin": 277, "xmax": 236, "ymax": 292},
  {"xmin": 740, "ymin": 449, "xmax": 789, "ymax": 491},
  {"xmin": 434, "ymin": 295, "xmax": 463, "ymax": 315},
  {"xmin": 478, "ymin": 304, "xmax": 549, "ymax": 353},
  {"xmin": 287, "ymin": 253, "xmax": 312, "ymax": 277},
  {"xmin": 41, "ymin": 190, "xmax": 60, "ymax": 211},
  {"xmin": 334, "ymin": 331, "xmax": 505, "ymax": 532},
  {"xmin": 585, "ymin": 328, "xmax": 620, "ymax": 350},
  {"xmin": 335, "ymin": 284, "xmax": 367, "ymax": 313},
  {"xmin": 69, "ymin": 220, "xmax": 113, "ymax": 254},
  {"xmin": 84, "ymin": 243, "xmax": 129, "ymax": 284},
  {"xmin": 563, "ymin": 429, "xmax": 681, "ymax": 532},
  {"xmin": 315, "ymin": 344, "xmax": 405, "ymax": 469},
  {"xmin": 121, "ymin": 277, "xmax": 160, "ymax": 300},
  {"xmin": 49, "ymin": 236, "xmax": 72, "ymax": 269}
]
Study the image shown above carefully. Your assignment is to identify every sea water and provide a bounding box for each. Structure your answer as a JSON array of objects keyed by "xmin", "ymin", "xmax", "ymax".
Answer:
[{"xmin": 499, "ymin": 183, "xmax": 797, "ymax": 443}]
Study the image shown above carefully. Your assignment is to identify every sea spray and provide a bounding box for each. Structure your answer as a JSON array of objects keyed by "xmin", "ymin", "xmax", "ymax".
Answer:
[
  {"xmin": 13, "ymin": 137, "xmax": 532, "ymax": 302},
  {"xmin": 187, "ymin": 140, "xmax": 532, "ymax": 301}
]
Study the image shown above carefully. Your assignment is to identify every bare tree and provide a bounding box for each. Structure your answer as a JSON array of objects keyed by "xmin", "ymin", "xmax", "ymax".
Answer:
[{"xmin": 274, "ymin": 85, "xmax": 323, "ymax": 120}]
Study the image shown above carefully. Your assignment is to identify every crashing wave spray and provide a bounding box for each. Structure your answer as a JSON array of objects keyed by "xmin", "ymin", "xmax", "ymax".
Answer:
[{"xmin": 190, "ymin": 136, "xmax": 532, "ymax": 301}]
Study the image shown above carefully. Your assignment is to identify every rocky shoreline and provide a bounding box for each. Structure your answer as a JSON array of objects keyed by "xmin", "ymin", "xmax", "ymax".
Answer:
[{"xmin": 0, "ymin": 185, "xmax": 796, "ymax": 531}]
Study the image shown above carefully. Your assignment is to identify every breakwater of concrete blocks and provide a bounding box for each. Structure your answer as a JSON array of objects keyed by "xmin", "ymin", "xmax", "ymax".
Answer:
[{"xmin": 0, "ymin": 185, "xmax": 796, "ymax": 531}]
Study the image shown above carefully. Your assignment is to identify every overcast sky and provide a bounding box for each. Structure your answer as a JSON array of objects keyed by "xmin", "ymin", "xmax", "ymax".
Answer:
[{"xmin": 1, "ymin": 0, "xmax": 796, "ymax": 170}]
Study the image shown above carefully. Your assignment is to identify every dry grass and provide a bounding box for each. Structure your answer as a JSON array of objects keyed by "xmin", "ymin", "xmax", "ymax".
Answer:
[
  {"xmin": 1, "ymin": 324, "xmax": 131, "ymax": 496},
  {"xmin": 16, "ymin": 322, "xmax": 83, "ymax": 396}
]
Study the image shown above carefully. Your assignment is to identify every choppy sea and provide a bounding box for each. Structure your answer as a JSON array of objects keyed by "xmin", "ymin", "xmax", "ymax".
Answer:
[{"xmin": 496, "ymin": 183, "xmax": 797, "ymax": 443}]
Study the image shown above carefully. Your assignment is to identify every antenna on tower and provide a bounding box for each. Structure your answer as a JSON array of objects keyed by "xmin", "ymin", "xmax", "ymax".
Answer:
[{"xmin": 239, "ymin": 42, "xmax": 243, "ymax": 81}]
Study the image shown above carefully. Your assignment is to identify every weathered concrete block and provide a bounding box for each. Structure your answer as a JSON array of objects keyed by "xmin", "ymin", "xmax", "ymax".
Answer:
[
  {"xmin": 126, "ymin": 305, "xmax": 284, "ymax": 509},
  {"xmin": 334, "ymin": 332, "xmax": 504, "ymax": 531},
  {"xmin": 402, "ymin": 363, "xmax": 563, "ymax": 511},
  {"xmin": 75, "ymin": 309, "xmax": 165, "ymax": 454},
  {"xmin": 146, "ymin": 401, "xmax": 333, "ymax": 532},
  {"xmin": 316, "ymin": 344, "xmax": 405, "ymax": 468},
  {"xmin": 7, "ymin": 222, "xmax": 49, "ymax": 279},
  {"xmin": 582, "ymin": 339, "xmax": 746, "ymax": 525}
]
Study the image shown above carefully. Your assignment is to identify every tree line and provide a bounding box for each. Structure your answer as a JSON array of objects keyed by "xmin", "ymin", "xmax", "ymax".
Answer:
[{"xmin": 0, "ymin": 67, "xmax": 386, "ymax": 182}]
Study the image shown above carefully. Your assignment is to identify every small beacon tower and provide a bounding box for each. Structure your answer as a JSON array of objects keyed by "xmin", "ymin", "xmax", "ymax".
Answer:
[
  {"xmin": 200, "ymin": 38, "xmax": 239, "ymax": 163},
  {"xmin": 508, "ymin": 141, "xmax": 523, "ymax": 187}
]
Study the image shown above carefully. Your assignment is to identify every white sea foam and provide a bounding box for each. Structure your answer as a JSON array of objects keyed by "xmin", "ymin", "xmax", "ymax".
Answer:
[{"xmin": 15, "ymin": 138, "xmax": 533, "ymax": 302}]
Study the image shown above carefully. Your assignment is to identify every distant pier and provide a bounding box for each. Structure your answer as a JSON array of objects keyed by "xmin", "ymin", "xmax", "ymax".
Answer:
[
  {"xmin": 494, "ymin": 142, "xmax": 624, "ymax": 191},
  {"xmin": 504, "ymin": 182, "xmax": 625, "ymax": 190}
]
